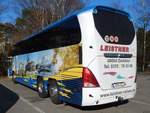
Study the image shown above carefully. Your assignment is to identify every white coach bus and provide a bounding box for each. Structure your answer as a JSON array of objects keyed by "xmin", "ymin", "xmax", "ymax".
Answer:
[{"xmin": 12, "ymin": 6, "xmax": 137, "ymax": 106}]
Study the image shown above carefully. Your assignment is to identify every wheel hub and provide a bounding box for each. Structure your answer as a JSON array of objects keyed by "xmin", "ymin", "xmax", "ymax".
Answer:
[
  {"xmin": 50, "ymin": 87, "xmax": 58, "ymax": 96},
  {"xmin": 38, "ymin": 83, "xmax": 43, "ymax": 93}
]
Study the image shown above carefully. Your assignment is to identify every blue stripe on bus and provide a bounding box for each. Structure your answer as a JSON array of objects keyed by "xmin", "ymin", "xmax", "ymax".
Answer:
[
  {"xmin": 14, "ymin": 77, "xmax": 82, "ymax": 105},
  {"xmin": 15, "ymin": 77, "xmax": 36, "ymax": 88},
  {"xmin": 15, "ymin": 77, "xmax": 49, "ymax": 92},
  {"xmin": 59, "ymin": 78, "xmax": 82, "ymax": 105}
]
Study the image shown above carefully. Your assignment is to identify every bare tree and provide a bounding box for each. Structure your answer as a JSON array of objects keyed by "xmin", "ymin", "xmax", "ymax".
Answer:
[
  {"xmin": 127, "ymin": 0, "xmax": 150, "ymax": 71},
  {"xmin": 16, "ymin": 0, "xmax": 83, "ymax": 29},
  {"xmin": 64, "ymin": 0, "xmax": 83, "ymax": 14},
  {"xmin": 0, "ymin": 23, "xmax": 16, "ymax": 75},
  {"xmin": 134, "ymin": 0, "xmax": 150, "ymax": 28},
  {"xmin": 134, "ymin": 0, "xmax": 150, "ymax": 72},
  {"xmin": 13, "ymin": 0, "xmax": 83, "ymax": 43},
  {"xmin": 16, "ymin": 0, "xmax": 52, "ymax": 29}
]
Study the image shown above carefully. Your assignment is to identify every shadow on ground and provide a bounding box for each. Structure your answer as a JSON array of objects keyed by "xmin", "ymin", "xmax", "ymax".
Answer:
[
  {"xmin": 0, "ymin": 84, "xmax": 19, "ymax": 113},
  {"xmin": 65, "ymin": 100, "xmax": 129, "ymax": 111}
]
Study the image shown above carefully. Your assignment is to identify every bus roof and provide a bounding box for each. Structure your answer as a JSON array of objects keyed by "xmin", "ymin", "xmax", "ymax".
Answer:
[{"xmin": 13, "ymin": 5, "xmax": 129, "ymax": 56}]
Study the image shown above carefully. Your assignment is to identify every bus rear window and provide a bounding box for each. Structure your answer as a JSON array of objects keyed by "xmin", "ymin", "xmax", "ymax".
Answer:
[{"xmin": 93, "ymin": 7, "xmax": 135, "ymax": 45}]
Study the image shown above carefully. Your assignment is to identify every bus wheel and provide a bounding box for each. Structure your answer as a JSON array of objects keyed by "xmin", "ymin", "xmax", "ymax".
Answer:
[
  {"xmin": 48, "ymin": 80, "xmax": 62, "ymax": 104},
  {"xmin": 37, "ymin": 77, "xmax": 48, "ymax": 98}
]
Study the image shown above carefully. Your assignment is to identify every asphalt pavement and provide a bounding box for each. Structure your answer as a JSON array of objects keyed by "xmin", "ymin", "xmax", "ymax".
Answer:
[{"xmin": 0, "ymin": 73, "xmax": 150, "ymax": 113}]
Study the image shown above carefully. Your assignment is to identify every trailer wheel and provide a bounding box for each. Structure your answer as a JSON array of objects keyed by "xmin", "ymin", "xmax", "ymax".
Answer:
[
  {"xmin": 37, "ymin": 77, "xmax": 48, "ymax": 98},
  {"xmin": 48, "ymin": 80, "xmax": 62, "ymax": 104}
]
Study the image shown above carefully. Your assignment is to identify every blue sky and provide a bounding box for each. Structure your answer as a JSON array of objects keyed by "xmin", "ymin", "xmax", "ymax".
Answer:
[
  {"xmin": 0, "ymin": 0, "xmax": 148, "ymax": 25},
  {"xmin": 0, "ymin": 0, "xmax": 21, "ymax": 23},
  {"xmin": 83, "ymin": 0, "xmax": 137, "ymax": 21}
]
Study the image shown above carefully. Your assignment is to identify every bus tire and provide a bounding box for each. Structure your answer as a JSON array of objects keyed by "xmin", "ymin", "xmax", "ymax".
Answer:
[
  {"xmin": 48, "ymin": 80, "xmax": 62, "ymax": 104},
  {"xmin": 37, "ymin": 77, "xmax": 48, "ymax": 98}
]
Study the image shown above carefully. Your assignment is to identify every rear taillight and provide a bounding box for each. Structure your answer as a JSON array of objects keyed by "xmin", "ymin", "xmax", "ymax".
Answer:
[{"xmin": 82, "ymin": 68, "xmax": 100, "ymax": 87}]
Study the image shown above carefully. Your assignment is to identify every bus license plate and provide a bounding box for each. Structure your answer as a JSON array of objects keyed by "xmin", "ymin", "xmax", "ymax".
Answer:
[{"xmin": 112, "ymin": 82, "xmax": 126, "ymax": 89}]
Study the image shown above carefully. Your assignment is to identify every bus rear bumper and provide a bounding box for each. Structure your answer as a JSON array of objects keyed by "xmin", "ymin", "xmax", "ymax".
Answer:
[{"xmin": 81, "ymin": 83, "xmax": 136, "ymax": 106}]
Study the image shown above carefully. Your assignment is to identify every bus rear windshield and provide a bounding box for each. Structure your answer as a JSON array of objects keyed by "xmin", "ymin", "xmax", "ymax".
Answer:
[{"xmin": 93, "ymin": 7, "xmax": 135, "ymax": 45}]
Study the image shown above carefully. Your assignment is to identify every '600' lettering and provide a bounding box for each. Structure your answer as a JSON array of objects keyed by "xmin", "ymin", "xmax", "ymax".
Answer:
[{"xmin": 104, "ymin": 35, "xmax": 119, "ymax": 43}]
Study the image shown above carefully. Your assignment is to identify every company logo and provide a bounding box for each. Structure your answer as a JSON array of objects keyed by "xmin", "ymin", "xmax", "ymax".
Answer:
[
  {"xmin": 104, "ymin": 35, "xmax": 119, "ymax": 43},
  {"xmin": 100, "ymin": 45, "xmax": 129, "ymax": 52}
]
